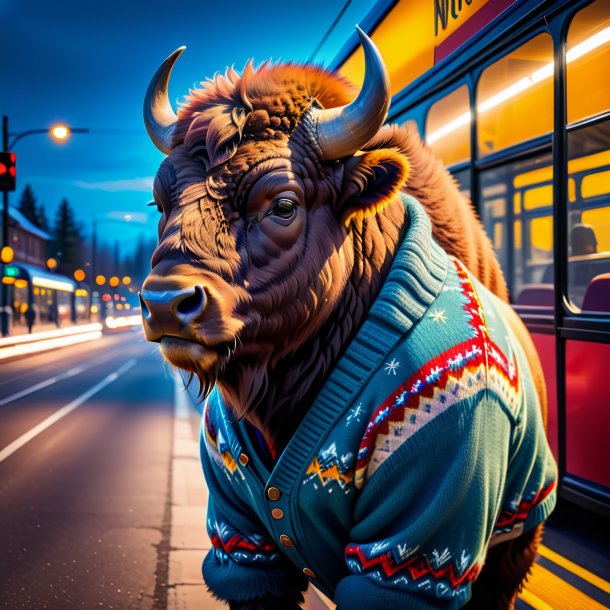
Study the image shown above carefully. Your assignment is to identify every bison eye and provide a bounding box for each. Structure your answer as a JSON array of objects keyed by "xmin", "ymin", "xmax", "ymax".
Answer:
[{"xmin": 268, "ymin": 198, "xmax": 296, "ymax": 220}]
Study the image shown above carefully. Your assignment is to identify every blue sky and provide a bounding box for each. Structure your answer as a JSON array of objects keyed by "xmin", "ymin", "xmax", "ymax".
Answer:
[{"xmin": 0, "ymin": 0, "xmax": 371, "ymax": 245}]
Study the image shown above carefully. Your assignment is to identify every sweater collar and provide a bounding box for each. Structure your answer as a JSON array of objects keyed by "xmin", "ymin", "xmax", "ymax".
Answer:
[{"xmin": 268, "ymin": 194, "xmax": 448, "ymax": 492}]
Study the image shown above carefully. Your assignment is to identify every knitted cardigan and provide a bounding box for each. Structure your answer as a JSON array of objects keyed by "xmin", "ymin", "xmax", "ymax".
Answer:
[{"xmin": 200, "ymin": 194, "xmax": 557, "ymax": 609}]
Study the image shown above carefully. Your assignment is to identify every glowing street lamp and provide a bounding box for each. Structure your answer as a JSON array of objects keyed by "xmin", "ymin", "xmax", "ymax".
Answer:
[
  {"xmin": 0, "ymin": 246, "xmax": 13, "ymax": 264},
  {"xmin": 74, "ymin": 268, "xmax": 86, "ymax": 282},
  {"xmin": 95, "ymin": 274, "xmax": 106, "ymax": 286},
  {"xmin": 1, "ymin": 114, "xmax": 89, "ymax": 336},
  {"xmin": 122, "ymin": 276, "xmax": 131, "ymax": 285},
  {"xmin": 50, "ymin": 124, "xmax": 70, "ymax": 142},
  {"xmin": 46, "ymin": 257, "xmax": 58, "ymax": 270}
]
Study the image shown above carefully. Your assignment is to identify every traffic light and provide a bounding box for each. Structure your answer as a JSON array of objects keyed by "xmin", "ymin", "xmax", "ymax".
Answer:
[{"xmin": 0, "ymin": 152, "xmax": 16, "ymax": 191}]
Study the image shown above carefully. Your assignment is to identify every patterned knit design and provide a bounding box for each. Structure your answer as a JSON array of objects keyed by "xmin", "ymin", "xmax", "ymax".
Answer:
[
  {"xmin": 345, "ymin": 543, "xmax": 480, "ymax": 595},
  {"xmin": 209, "ymin": 519, "xmax": 281, "ymax": 565},
  {"xmin": 356, "ymin": 258, "xmax": 521, "ymax": 487}
]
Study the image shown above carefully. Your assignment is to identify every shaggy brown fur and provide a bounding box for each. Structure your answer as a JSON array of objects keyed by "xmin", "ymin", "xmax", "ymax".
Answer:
[{"xmin": 144, "ymin": 61, "xmax": 541, "ymax": 610}]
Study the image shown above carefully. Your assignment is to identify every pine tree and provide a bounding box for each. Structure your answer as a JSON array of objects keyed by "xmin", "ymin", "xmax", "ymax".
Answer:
[
  {"xmin": 36, "ymin": 203, "xmax": 49, "ymax": 233},
  {"xmin": 18, "ymin": 184, "xmax": 39, "ymax": 226},
  {"xmin": 53, "ymin": 198, "xmax": 83, "ymax": 274}
]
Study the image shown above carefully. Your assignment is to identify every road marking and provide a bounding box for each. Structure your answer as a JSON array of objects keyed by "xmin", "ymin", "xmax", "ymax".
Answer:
[
  {"xmin": 0, "ymin": 359, "xmax": 137, "ymax": 464},
  {"xmin": 523, "ymin": 562, "xmax": 608, "ymax": 610},
  {"xmin": 0, "ymin": 346, "xmax": 131, "ymax": 407},
  {"xmin": 519, "ymin": 587, "xmax": 554, "ymax": 610},
  {"xmin": 538, "ymin": 545, "xmax": 610, "ymax": 596}
]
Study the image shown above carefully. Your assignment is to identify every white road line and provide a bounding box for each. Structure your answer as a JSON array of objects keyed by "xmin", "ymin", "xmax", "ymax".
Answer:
[
  {"xmin": 0, "ymin": 359, "xmax": 137, "ymax": 464},
  {"xmin": 0, "ymin": 345, "xmax": 133, "ymax": 407}
]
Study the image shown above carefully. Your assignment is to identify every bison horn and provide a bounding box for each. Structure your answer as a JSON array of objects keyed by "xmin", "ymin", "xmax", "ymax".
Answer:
[
  {"xmin": 143, "ymin": 46, "xmax": 186, "ymax": 154},
  {"xmin": 315, "ymin": 26, "xmax": 390, "ymax": 161}
]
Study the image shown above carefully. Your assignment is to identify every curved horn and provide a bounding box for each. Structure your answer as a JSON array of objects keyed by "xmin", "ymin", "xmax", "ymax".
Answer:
[
  {"xmin": 315, "ymin": 27, "xmax": 390, "ymax": 161},
  {"xmin": 143, "ymin": 46, "xmax": 186, "ymax": 154}
]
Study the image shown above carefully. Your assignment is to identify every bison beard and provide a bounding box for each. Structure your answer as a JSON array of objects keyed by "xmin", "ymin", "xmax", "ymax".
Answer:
[{"xmin": 141, "ymin": 34, "xmax": 554, "ymax": 610}]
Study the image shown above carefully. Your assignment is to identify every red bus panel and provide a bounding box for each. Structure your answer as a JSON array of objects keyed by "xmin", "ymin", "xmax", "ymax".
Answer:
[{"xmin": 565, "ymin": 340, "xmax": 610, "ymax": 489}]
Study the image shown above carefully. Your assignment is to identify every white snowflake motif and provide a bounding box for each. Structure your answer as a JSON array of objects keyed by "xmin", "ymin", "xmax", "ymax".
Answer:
[
  {"xmin": 384, "ymin": 358, "xmax": 400, "ymax": 376},
  {"xmin": 430, "ymin": 308, "xmax": 447, "ymax": 324},
  {"xmin": 458, "ymin": 550, "xmax": 471, "ymax": 573},
  {"xmin": 431, "ymin": 548, "xmax": 451, "ymax": 568},
  {"xmin": 346, "ymin": 403, "xmax": 364, "ymax": 427}
]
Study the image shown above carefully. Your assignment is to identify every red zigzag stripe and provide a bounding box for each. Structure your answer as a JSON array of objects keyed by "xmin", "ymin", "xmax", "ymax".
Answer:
[{"xmin": 345, "ymin": 544, "xmax": 480, "ymax": 589}]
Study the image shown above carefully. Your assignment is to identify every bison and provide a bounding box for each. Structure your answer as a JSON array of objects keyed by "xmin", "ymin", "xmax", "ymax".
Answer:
[{"xmin": 140, "ymin": 28, "xmax": 557, "ymax": 610}]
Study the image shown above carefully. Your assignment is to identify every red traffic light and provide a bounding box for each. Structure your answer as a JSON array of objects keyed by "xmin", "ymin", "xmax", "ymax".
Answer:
[{"xmin": 0, "ymin": 152, "xmax": 16, "ymax": 191}]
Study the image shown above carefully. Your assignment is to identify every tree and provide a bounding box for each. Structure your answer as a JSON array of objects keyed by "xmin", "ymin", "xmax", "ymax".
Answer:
[
  {"xmin": 36, "ymin": 203, "xmax": 49, "ymax": 233},
  {"xmin": 53, "ymin": 198, "xmax": 83, "ymax": 274},
  {"xmin": 18, "ymin": 184, "xmax": 39, "ymax": 226}
]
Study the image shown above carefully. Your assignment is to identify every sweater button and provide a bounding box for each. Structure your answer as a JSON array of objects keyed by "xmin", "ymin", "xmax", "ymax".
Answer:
[
  {"xmin": 271, "ymin": 508, "xmax": 284, "ymax": 520},
  {"xmin": 303, "ymin": 568, "xmax": 316, "ymax": 578},
  {"xmin": 267, "ymin": 487, "xmax": 281, "ymax": 501},
  {"xmin": 279, "ymin": 534, "xmax": 294, "ymax": 548},
  {"xmin": 238, "ymin": 453, "xmax": 249, "ymax": 466}
]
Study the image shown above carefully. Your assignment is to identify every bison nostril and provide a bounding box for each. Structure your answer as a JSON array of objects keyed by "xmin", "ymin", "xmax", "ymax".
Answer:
[
  {"xmin": 139, "ymin": 293, "xmax": 152, "ymax": 320},
  {"xmin": 175, "ymin": 285, "xmax": 206, "ymax": 319}
]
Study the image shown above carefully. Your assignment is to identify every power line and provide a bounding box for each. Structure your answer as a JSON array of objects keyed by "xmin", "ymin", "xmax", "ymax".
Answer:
[{"xmin": 308, "ymin": 0, "xmax": 354, "ymax": 64}]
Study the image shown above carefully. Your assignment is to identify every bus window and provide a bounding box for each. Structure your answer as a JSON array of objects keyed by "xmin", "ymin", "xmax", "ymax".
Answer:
[
  {"xmin": 480, "ymin": 154, "xmax": 554, "ymax": 302},
  {"xmin": 567, "ymin": 0, "xmax": 610, "ymax": 125},
  {"xmin": 567, "ymin": 123, "xmax": 610, "ymax": 311},
  {"xmin": 566, "ymin": 1, "xmax": 610, "ymax": 313},
  {"xmin": 425, "ymin": 85, "xmax": 471, "ymax": 167},
  {"xmin": 477, "ymin": 34, "xmax": 554, "ymax": 156}
]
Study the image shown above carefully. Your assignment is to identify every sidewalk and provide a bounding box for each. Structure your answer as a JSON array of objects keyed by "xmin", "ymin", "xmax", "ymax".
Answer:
[
  {"xmin": 167, "ymin": 373, "xmax": 225, "ymax": 610},
  {"xmin": 167, "ymin": 373, "xmax": 334, "ymax": 610}
]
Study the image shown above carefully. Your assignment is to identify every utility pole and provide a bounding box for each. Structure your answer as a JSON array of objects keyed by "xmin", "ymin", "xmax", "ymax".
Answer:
[{"xmin": 2, "ymin": 115, "xmax": 11, "ymax": 336}]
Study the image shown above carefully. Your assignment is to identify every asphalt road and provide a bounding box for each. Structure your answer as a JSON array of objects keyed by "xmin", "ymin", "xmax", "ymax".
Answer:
[{"xmin": 0, "ymin": 330, "xmax": 175, "ymax": 610}]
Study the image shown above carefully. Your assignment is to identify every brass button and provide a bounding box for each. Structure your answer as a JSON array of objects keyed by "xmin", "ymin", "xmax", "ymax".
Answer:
[
  {"xmin": 271, "ymin": 508, "xmax": 284, "ymax": 520},
  {"xmin": 279, "ymin": 534, "xmax": 294, "ymax": 548},
  {"xmin": 238, "ymin": 453, "xmax": 249, "ymax": 466},
  {"xmin": 267, "ymin": 487, "xmax": 281, "ymax": 501},
  {"xmin": 303, "ymin": 568, "xmax": 316, "ymax": 578}
]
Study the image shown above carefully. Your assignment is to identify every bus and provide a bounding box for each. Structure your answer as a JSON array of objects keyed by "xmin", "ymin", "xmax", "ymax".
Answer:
[{"xmin": 332, "ymin": 0, "xmax": 610, "ymax": 515}]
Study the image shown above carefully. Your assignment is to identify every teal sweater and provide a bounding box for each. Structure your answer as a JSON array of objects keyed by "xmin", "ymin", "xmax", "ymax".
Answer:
[{"xmin": 200, "ymin": 195, "xmax": 557, "ymax": 609}]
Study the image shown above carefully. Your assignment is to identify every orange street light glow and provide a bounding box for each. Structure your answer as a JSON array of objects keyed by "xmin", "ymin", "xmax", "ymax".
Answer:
[
  {"xmin": 122, "ymin": 276, "xmax": 131, "ymax": 285},
  {"xmin": 109, "ymin": 276, "xmax": 120, "ymax": 288},
  {"xmin": 95, "ymin": 275, "xmax": 106, "ymax": 286},
  {"xmin": 46, "ymin": 258, "xmax": 58, "ymax": 270},
  {"xmin": 50, "ymin": 125, "xmax": 70, "ymax": 141},
  {"xmin": 1, "ymin": 246, "xmax": 14, "ymax": 264},
  {"xmin": 74, "ymin": 269, "xmax": 86, "ymax": 282}
]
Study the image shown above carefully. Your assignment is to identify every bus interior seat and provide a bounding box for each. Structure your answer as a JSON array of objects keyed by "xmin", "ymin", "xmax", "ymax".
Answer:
[
  {"xmin": 515, "ymin": 284, "xmax": 555, "ymax": 307},
  {"xmin": 581, "ymin": 273, "xmax": 610, "ymax": 312}
]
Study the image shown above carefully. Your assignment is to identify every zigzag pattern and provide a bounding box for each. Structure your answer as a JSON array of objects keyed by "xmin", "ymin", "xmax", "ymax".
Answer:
[
  {"xmin": 355, "ymin": 259, "xmax": 520, "ymax": 487},
  {"xmin": 305, "ymin": 456, "xmax": 353, "ymax": 489},
  {"xmin": 345, "ymin": 544, "xmax": 480, "ymax": 589}
]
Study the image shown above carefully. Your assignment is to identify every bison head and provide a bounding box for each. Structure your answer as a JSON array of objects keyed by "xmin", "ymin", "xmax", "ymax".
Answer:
[{"xmin": 140, "ymin": 29, "xmax": 409, "ymax": 430}]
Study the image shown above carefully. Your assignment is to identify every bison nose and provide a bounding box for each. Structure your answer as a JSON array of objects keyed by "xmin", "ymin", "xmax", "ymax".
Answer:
[{"xmin": 139, "ymin": 285, "xmax": 207, "ymax": 342}]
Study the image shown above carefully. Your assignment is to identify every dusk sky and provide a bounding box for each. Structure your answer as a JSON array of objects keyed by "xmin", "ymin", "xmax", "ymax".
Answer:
[{"xmin": 0, "ymin": 0, "xmax": 370, "ymax": 246}]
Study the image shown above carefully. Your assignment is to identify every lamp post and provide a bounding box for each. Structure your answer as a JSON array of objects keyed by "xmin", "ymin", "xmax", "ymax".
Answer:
[{"xmin": 1, "ymin": 115, "xmax": 89, "ymax": 336}]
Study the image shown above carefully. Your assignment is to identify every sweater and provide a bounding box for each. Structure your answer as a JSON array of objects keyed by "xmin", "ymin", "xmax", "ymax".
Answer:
[{"xmin": 199, "ymin": 194, "xmax": 558, "ymax": 609}]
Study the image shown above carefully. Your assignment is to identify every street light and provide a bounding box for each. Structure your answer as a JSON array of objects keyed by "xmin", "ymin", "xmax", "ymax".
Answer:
[{"xmin": 1, "ymin": 115, "xmax": 89, "ymax": 336}]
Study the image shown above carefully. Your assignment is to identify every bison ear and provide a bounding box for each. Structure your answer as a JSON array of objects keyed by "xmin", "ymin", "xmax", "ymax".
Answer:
[{"xmin": 337, "ymin": 149, "xmax": 409, "ymax": 226}]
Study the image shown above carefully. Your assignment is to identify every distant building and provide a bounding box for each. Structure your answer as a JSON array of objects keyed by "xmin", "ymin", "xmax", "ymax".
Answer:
[{"xmin": 1, "ymin": 207, "xmax": 84, "ymax": 333}]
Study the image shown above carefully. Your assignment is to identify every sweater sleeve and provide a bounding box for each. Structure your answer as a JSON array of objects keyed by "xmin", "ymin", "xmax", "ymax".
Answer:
[
  {"xmin": 200, "ymin": 435, "xmax": 307, "ymax": 607},
  {"xmin": 335, "ymin": 396, "xmax": 511, "ymax": 610}
]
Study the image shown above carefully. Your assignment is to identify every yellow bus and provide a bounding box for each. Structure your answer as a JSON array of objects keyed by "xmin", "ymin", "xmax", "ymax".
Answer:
[{"xmin": 333, "ymin": 0, "xmax": 610, "ymax": 514}]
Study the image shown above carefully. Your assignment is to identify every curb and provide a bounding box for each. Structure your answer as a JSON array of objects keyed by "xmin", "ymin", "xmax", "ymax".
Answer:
[{"xmin": 167, "ymin": 373, "xmax": 225, "ymax": 610}]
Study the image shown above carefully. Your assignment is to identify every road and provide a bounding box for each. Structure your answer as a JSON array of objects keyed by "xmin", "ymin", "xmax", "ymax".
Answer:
[
  {"xmin": 1, "ymin": 330, "xmax": 609, "ymax": 610},
  {"xmin": 0, "ymin": 330, "xmax": 175, "ymax": 609}
]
